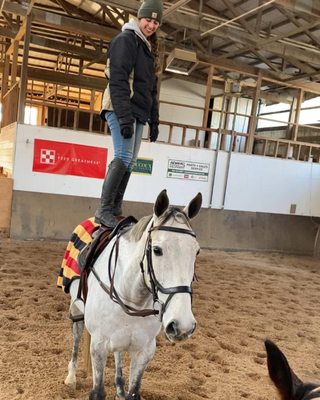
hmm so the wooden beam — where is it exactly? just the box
[2,1,27,16]
[1,55,10,98]
[292,89,304,141]
[4,0,320,73]
[163,0,192,17]
[0,26,17,39]
[31,8,118,41]
[101,5,122,29]
[242,88,293,105]
[202,65,214,127]
[277,6,320,47]
[275,0,320,17]
[11,40,19,86]
[6,20,26,55]
[262,70,320,95]
[2,2,119,40]
[246,72,262,154]
[53,0,103,23]
[18,14,32,123]
[198,53,320,95]
[94,0,138,14]
[30,34,107,61]
[215,19,320,65]
[25,67,106,91]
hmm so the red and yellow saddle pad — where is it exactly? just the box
[57,217,99,293]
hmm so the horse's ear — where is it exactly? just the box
[265,339,303,400]
[154,189,169,217]
[183,192,202,219]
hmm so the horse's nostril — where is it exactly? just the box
[190,322,197,335]
[166,320,178,336]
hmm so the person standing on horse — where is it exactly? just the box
[95,0,162,229]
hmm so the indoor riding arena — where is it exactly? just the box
[1,1,320,400]
[1,240,320,399]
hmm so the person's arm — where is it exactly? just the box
[109,32,138,137]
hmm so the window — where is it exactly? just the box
[24,106,38,125]
[257,96,320,128]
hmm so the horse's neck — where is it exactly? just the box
[98,235,151,307]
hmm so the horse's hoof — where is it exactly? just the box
[115,390,126,399]
[64,379,76,391]
[115,395,126,400]
[89,389,106,400]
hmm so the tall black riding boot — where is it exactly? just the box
[94,158,127,228]
[113,170,131,217]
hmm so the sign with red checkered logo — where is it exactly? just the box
[32,139,107,178]
[40,148,56,165]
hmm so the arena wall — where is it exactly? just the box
[2,123,320,255]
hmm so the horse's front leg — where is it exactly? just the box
[126,340,156,400]
[114,352,126,399]
[89,335,108,400]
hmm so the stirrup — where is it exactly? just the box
[69,298,84,322]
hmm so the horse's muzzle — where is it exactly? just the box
[165,319,197,342]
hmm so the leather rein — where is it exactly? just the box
[90,218,196,321]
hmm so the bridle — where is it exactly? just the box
[140,223,196,321]
[90,214,197,322]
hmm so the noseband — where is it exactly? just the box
[140,224,196,321]
[90,217,197,321]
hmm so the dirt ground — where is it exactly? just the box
[1,238,320,400]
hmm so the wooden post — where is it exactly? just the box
[11,41,19,87]
[17,14,32,123]
[182,126,186,146]
[202,65,214,128]
[89,90,95,132]
[246,72,262,154]
[168,124,173,143]
[195,129,200,147]
[291,89,304,142]
[1,54,10,99]
[287,96,297,138]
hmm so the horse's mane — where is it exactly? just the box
[126,215,153,242]
[126,207,191,242]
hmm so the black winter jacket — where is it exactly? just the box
[101,29,159,127]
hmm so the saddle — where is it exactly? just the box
[77,216,137,303]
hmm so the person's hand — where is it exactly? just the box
[121,124,134,139]
[149,123,159,142]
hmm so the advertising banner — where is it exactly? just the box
[167,159,209,181]
[132,158,153,175]
[32,139,107,178]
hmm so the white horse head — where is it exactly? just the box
[142,189,202,343]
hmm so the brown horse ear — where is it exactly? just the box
[265,339,303,400]
[183,193,202,219]
[154,189,169,217]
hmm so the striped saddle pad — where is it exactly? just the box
[57,217,99,294]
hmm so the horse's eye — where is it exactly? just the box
[196,249,200,256]
[153,246,163,256]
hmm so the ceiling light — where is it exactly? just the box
[165,48,198,76]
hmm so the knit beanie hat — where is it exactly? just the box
[137,0,163,24]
